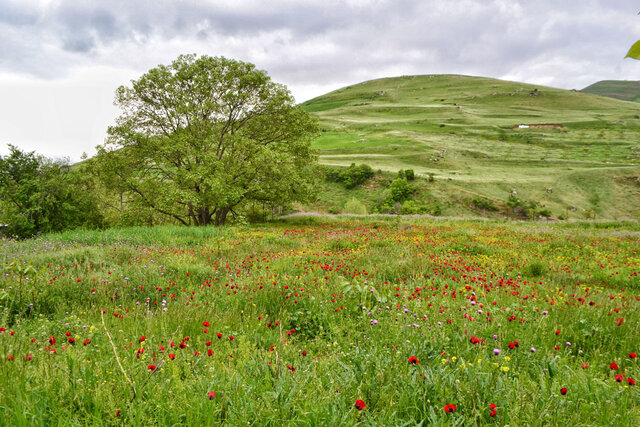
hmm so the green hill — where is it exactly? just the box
[301,74,640,220]
[582,80,640,103]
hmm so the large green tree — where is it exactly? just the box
[95,54,318,226]
[0,145,103,238]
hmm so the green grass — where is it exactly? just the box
[582,80,640,103]
[301,75,640,220]
[1,221,639,425]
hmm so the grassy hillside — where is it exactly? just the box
[582,80,640,103]
[301,74,640,220]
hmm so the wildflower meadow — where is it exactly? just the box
[1,218,639,425]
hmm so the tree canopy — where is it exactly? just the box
[0,145,103,238]
[95,54,319,226]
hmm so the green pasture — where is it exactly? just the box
[302,75,640,219]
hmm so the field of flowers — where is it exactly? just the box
[1,219,639,425]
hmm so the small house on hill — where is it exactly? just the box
[512,124,563,130]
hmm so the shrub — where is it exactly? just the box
[389,178,412,202]
[401,200,422,214]
[471,196,499,212]
[343,198,368,215]
[324,164,374,188]
[506,194,551,219]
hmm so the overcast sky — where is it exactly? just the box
[1,0,639,161]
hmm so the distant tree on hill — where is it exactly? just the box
[0,145,103,238]
[95,54,319,226]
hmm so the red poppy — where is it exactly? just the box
[560,388,567,395]
[49,336,56,345]
[24,354,33,361]
[355,399,366,410]
[147,364,156,371]
[628,378,636,386]
[206,341,212,346]
[228,335,235,341]
[207,349,213,356]
[83,339,91,346]
[629,353,637,359]
[116,409,121,417]
[179,341,187,349]
[302,350,307,356]
[489,404,497,417]
[610,362,619,370]
[208,391,216,400]
[139,336,146,343]
[168,354,175,360]
[408,356,419,364]
[615,374,624,382]
[65,332,71,337]
[68,337,75,344]
[555,330,560,336]
[217,333,223,339]
[444,404,456,413]
[6,354,14,361]
[508,342,515,349]
[202,321,210,327]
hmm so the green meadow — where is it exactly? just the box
[1,219,639,425]
[302,75,640,219]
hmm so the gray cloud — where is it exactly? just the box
[1,0,640,160]
[1,0,639,87]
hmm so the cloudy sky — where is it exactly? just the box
[1,0,639,161]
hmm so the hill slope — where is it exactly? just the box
[582,80,640,103]
[301,74,640,220]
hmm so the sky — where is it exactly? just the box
[1,0,639,162]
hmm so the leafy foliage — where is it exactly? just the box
[397,169,415,181]
[471,196,499,212]
[389,178,412,202]
[505,194,550,219]
[94,54,319,226]
[324,163,374,188]
[343,197,368,215]
[626,40,640,60]
[0,145,103,238]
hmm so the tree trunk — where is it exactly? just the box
[197,207,211,226]
[215,207,230,226]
